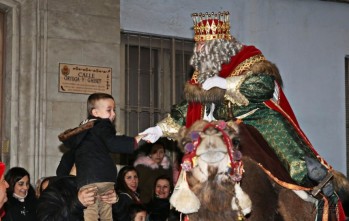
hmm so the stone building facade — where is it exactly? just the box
[0,0,122,182]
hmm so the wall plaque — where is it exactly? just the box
[59,63,112,95]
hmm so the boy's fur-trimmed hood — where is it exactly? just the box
[58,120,95,142]
[134,154,171,170]
[57,120,95,150]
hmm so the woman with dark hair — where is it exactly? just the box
[146,175,179,221]
[113,166,142,221]
[134,141,177,204]
[3,167,37,221]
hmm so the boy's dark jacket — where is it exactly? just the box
[58,118,136,188]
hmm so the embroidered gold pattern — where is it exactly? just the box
[229,54,266,77]
[157,114,181,140]
[224,73,250,106]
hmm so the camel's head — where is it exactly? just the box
[178,120,242,180]
[171,120,251,217]
[196,126,228,164]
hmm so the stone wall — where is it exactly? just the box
[0,0,121,183]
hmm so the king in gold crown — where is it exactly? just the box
[192,11,232,42]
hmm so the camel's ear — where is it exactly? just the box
[225,120,240,140]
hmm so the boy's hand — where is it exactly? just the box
[135,134,144,144]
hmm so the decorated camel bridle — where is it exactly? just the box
[181,120,244,182]
[177,120,247,221]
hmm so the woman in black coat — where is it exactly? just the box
[3,167,37,221]
[146,175,179,221]
[113,166,142,221]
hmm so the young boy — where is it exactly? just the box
[58,93,143,221]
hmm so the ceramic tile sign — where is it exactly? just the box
[59,63,112,95]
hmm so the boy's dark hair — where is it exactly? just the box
[128,203,146,221]
[87,93,114,116]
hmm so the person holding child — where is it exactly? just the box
[37,175,118,221]
[58,93,144,221]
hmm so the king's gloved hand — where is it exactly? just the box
[139,126,163,143]
[201,75,227,90]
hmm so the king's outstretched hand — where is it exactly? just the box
[139,125,163,143]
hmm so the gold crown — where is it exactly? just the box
[192,11,231,42]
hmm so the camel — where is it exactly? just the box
[170,120,349,221]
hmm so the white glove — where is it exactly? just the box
[139,125,163,143]
[201,75,227,90]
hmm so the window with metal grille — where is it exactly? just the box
[119,31,194,164]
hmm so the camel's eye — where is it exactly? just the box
[232,138,240,147]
